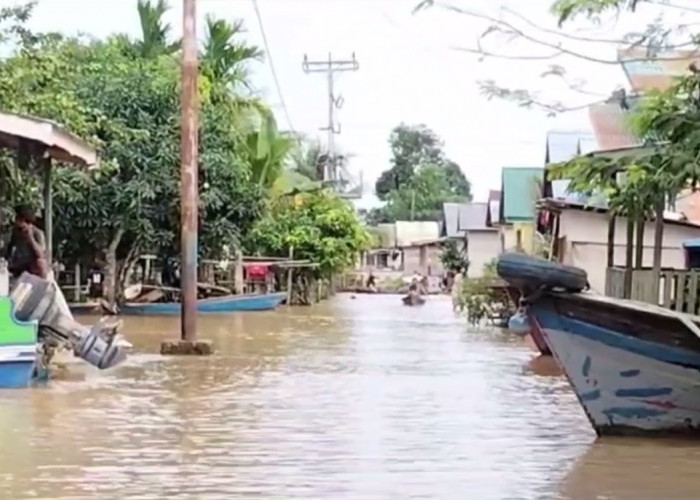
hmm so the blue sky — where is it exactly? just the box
[1,0,680,206]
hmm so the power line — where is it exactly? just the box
[250,0,297,137]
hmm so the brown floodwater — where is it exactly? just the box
[1,294,698,500]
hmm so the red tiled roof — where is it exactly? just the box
[588,102,638,150]
[618,47,700,93]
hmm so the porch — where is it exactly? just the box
[605,267,700,314]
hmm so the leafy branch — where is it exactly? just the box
[414,0,700,114]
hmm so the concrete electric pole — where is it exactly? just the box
[302,53,359,184]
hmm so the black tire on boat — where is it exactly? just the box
[496,252,588,292]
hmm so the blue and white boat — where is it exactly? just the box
[119,292,287,315]
[0,271,131,389]
[0,338,39,388]
[497,252,700,437]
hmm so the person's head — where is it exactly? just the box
[14,205,36,226]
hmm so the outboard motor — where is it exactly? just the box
[10,272,129,370]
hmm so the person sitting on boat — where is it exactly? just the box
[5,205,48,280]
[161,256,181,288]
[419,274,429,294]
[409,278,420,297]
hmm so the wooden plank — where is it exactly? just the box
[675,272,686,312]
[689,271,698,315]
[605,267,627,299]
[662,271,673,308]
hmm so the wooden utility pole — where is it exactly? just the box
[180,0,198,342]
[161,0,213,356]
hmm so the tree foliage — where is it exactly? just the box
[0,1,305,302]
[550,0,642,25]
[414,0,700,114]
[440,239,469,273]
[246,191,371,275]
[371,123,471,223]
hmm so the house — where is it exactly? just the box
[361,220,443,275]
[459,203,500,278]
[442,201,500,278]
[396,221,442,275]
[363,223,402,271]
[538,198,700,294]
[499,167,544,253]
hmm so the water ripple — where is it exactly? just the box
[1,294,695,499]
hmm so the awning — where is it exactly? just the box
[0,111,98,167]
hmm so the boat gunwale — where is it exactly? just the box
[549,290,700,324]
[123,291,287,308]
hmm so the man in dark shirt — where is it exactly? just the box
[5,205,48,279]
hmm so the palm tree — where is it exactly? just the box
[201,16,263,91]
[135,0,179,59]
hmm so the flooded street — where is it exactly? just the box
[2,294,700,499]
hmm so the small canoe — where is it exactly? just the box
[402,294,426,306]
[119,292,287,315]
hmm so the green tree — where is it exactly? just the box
[247,190,371,275]
[202,15,263,91]
[440,239,469,273]
[0,5,281,303]
[372,123,471,223]
[289,137,324,180]
[243,111,295,189]
[135,0,179,58]
[375,123,447,199]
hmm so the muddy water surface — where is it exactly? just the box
[0,294,698,499]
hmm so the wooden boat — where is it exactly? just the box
[0,276,131,388]
[119,291,287,315]
[401,294,425,306]
[497,252,700,437]
[68,299,117,315]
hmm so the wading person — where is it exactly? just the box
[451,267,465,311]
[5,205,48,279]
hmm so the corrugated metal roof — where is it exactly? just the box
[618,47,700,93]
[442,202,462,237]
[488,190,500,226]
[551,179,608,208]
[395,221,440,247]
[545,130,597,164]
[457,202,490,231]
[579,136,599,154]
[501,167,544,223]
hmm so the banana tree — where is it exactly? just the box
[245,112,295,189]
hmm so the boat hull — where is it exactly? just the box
[120,292,287,315]
[0,345,37,388]
[532,300,700,437]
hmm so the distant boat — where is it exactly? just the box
[401,294,425,306]
[119,292,287,315]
